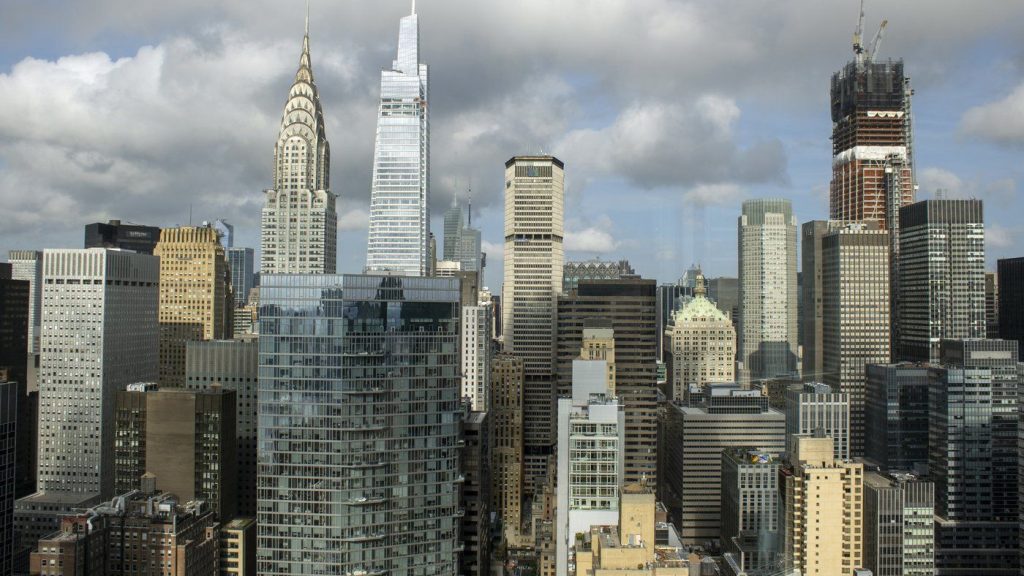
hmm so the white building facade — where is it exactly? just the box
[461,302,493,411]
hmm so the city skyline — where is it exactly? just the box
[1,1,1022,289]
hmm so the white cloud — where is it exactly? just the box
[918,167,967,197]
[961,82,1024,146]
[565,217,619,253]
[987,224,1014,249]
[338,208,369,232]
[683,183,747,207]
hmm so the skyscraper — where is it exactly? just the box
[114,385,237,521]
[490,354,525,544]
[666,272,735,402]
[155,226,232,386]
[738,199,798,383]
[783,435,864,576]
[986,271,1000,339]
[461,301,493,411]
[7,250,41,355]
[37,249,159,497]
[185,339,258,517]
[720,448,782,574]
[661,386,785,544]
[365,6,431,275]
[864,363,930,473]
[257,275,461,575]
[562,259,635,294]
[822,223,891,456]
[0,382,15,576]
[556,279,658,487]
[829,30,915,228]
[785,382,851,462]
[83,220,161,254]
[226,247,255,307]
[862,472,935,576]
[897,199,985,363]
[800,220,830,380]
[260,15,337,274]
[502,155,564,489]
[998,257,1024,354]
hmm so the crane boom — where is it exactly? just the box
[867,19,888,62]
[853,0,866,58]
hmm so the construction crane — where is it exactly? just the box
[866,19,888,62]
[852,0,866,60]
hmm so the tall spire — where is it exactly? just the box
[411,0,416,15]
[305,0,310,35]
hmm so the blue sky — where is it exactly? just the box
[1,0,1022,290]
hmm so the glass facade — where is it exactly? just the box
[365,11,430,276]
[257,274,461,575]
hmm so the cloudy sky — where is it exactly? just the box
[2,0,1023,289]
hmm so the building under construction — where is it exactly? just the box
[829,7,915,231]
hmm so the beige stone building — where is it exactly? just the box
[155,226,231,386]
[784,435,864,576]
[221,517,256,576]
[491,354,525,544]
[572,485,690,575]
[667,272,735,401]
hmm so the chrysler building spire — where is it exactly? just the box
[259,9,337,274]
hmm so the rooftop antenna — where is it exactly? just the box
[305,0,309,35]
[411,0,416,15]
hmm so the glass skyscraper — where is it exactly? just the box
[365,7,430,275]
[257,274,461,575]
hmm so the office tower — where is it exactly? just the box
[502,155,564,489]
[83,219,161,254]
[227,247,255,307]
[864,363,930,473]
[155,226,231,386]
[461,302,493,411]
[0,269,28,387]
[491,354,525,544]
[212,218,234,248]
[260,17,337,275]
[706,276,739,324]
[556,278,658,487]
[822,223,890,456]
[186,339,258,517]
[7,250,41,355]
[656,282,692,363]
[443,199,464,261]
[863,471,935,576]
[666,272,735,401]
[555,330,626,575]
[114,385,238,521]
[661,386,785,543]
[30,491,220,575]
[929,358,1020,574]
[0,382,14,576]
[783,435,864,576]
[222,517,257,576]
[720,449,782,575]
[998,257,1024,354]
[829,32,914,228]
[459,408,491,576]
[364,6,430,275]
[785,382,851,462]
[36,249,158,498]
[800,220,829,379]
[562,259,635,294]
[897,199,985,363]
[258,275,460,575]
[987,272,1000,338]
[738,199,798,383]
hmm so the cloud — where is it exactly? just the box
[338,208,369,232]
[683,183,748,207]
[565,217,619,253]
[917,167,1017,205]
[961,82,1024,146]
[555,97,787,191]
[987,224,1014,249]
[917,167,966,197]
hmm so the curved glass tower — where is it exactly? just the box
[365,6,430,276]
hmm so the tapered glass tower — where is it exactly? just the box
[365,6,430,275]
